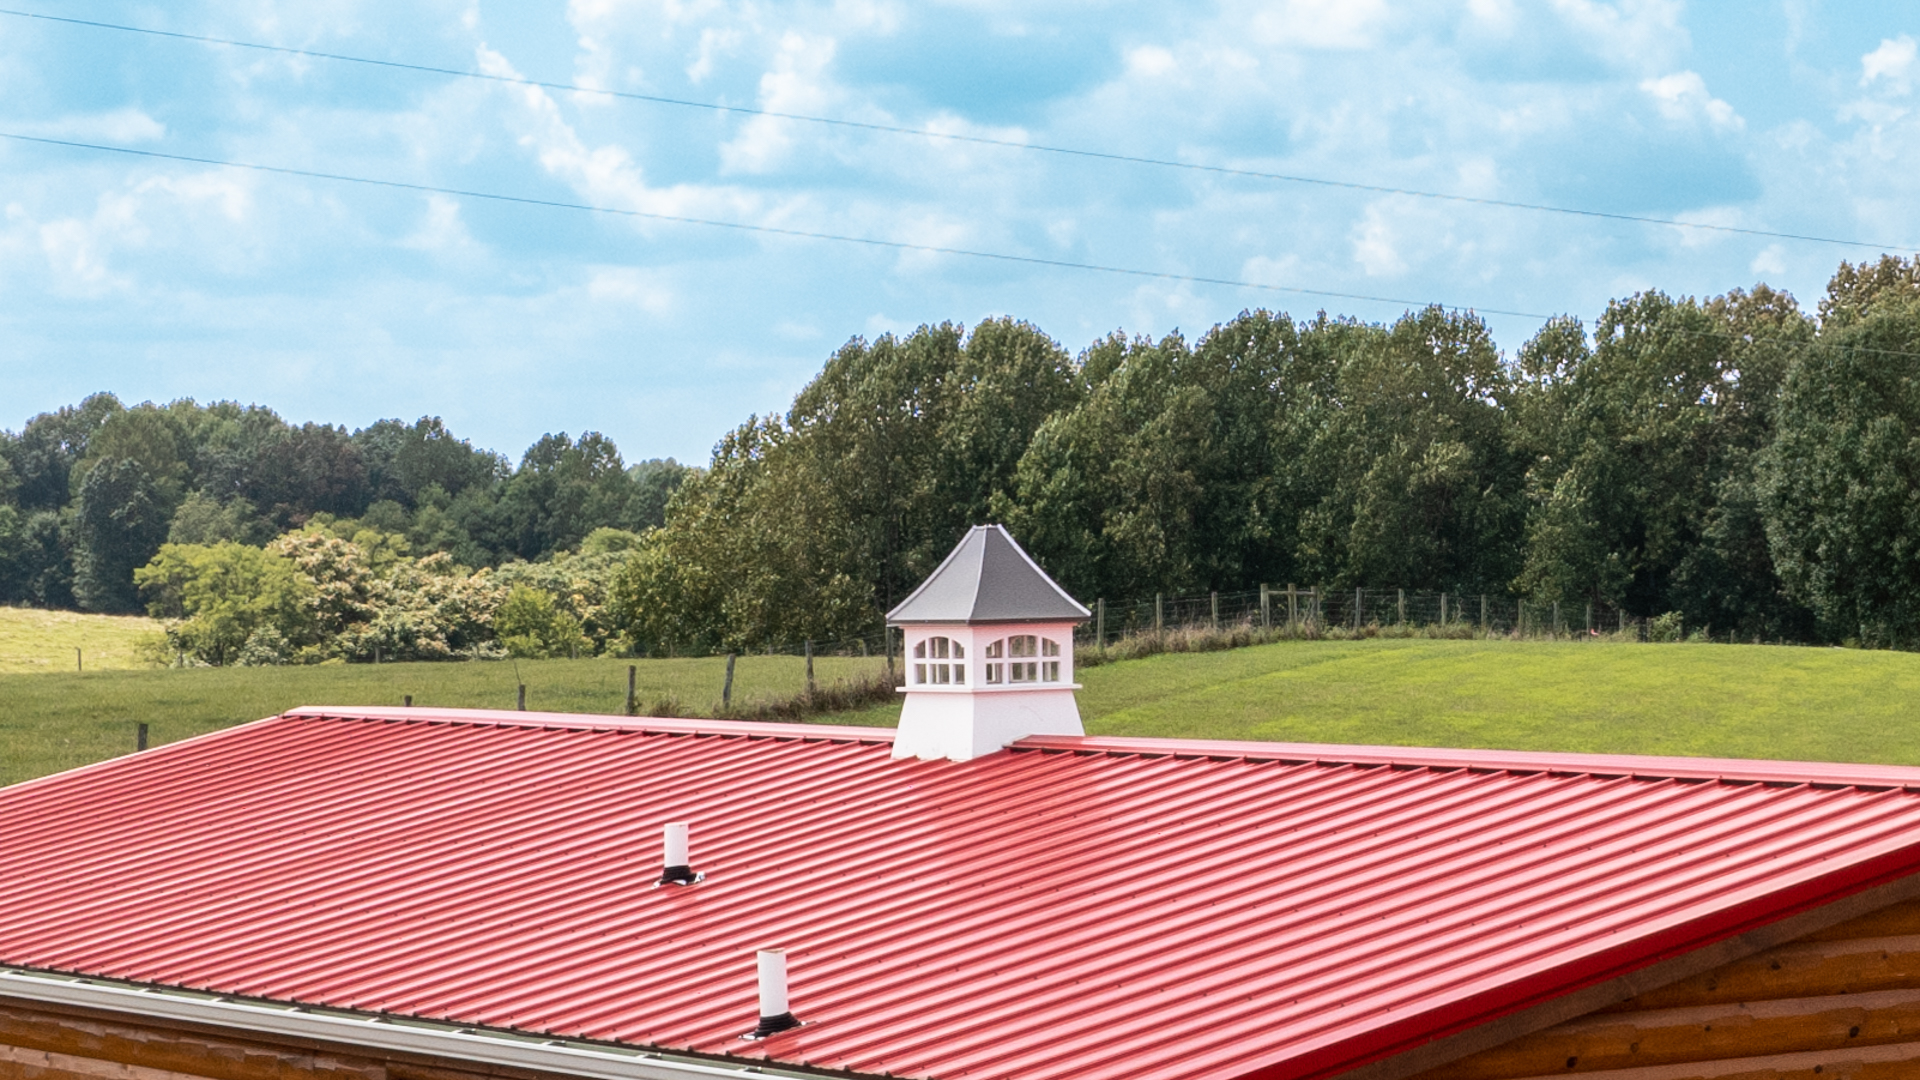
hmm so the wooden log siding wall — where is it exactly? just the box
[1416,898,1920,1080]
[0,999,564,1080]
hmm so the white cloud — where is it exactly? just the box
[1750,245,1787,278]
[718,32,840,174]
[1550,0,1688,71]
[687,26,743,83]
[1351,205,1408,277]
[475,43,769,224]
[1126,46,1178,78]
[1639,71,1743,130]
[1862,35,1917,94]
[25,109,166,144]
[1244,0,1389,50]
[586,265,675,313]
[401,195,486,261]
[27,170,260,297]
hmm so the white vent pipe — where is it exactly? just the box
[745,949,800,1038]
[656,822,700,886]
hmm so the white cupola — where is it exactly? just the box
[886,525,1092,761]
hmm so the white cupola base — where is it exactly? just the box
[893,688,1084,762]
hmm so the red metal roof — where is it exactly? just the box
[7,707,1920,1080]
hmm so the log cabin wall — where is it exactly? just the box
[0,1000,564,1080]
[1414,898,1920,1080]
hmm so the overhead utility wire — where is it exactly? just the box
[4,6,1911,255]
[14,133,1920,365]
[0,131,1554,320]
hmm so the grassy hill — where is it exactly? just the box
[826,638,1920,763]
[0,606,166,674]
[7,637,1920,788]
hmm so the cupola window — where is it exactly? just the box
[984,635,1062,684]
[912,636,965,685]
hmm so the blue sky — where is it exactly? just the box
[3,0,1917,463]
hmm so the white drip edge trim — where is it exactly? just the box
[0,968,814,1080]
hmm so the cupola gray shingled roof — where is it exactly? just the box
[886,525,1092,625]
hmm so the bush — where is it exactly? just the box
[494,584,589,659]
[1648,611,1685,643]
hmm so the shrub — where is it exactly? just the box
[494,584,589,659]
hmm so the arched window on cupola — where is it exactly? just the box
[913,636,965,685]
[983,635,1062,684]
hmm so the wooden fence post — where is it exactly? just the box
[1354,588,1363,630]
[1260,584,1271,628]
[723,653,737,709]
[1096,598,1106,650]
[1211,591,1219,630]
[517,684,527,711]
[1155,593,1164,634]
[1552,601,1561,637]
[805,640,815,694]
[1480,594,1488,631]
[404,694,412,708]
[626,664,637,716]
[1440,593,1448,625]
[136,722,148,752]
[1287,584,1298,626]
[1397,589,1406,625]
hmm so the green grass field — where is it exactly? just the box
[0,606,165,674]
[8,638,1920,789]
[822,638,1920,764]
[0,653,884,786]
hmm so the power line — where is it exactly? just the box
[14,130,1920,366]
[0,130,1558,320]
[3,6,1912,255]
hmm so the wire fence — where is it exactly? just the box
[1072,586,1649,647]
[708,585,1651,669]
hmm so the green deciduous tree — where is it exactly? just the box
[72,458,176,613]
[135,542,312,666]
[1760,298,1920,645]
[493,584,589,659]
[1511,288,1813,638]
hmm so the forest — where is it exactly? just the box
[6,253,1920,663]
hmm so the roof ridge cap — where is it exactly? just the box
[279,706,897,743]
[1012,734,1920,787]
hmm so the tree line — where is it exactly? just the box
[622,255,1920,653]
[0,401,687,615]
[7,254,1920,661]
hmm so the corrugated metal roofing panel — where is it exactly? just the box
[5,708,1920,1080]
